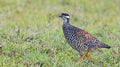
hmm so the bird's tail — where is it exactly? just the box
[98,42,111,49]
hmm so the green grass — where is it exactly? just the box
[0,0,120,67]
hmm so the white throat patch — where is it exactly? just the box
[65,16,70,18]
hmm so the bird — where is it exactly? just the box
[59,13,111,61]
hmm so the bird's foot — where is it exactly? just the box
[77,55,83,62]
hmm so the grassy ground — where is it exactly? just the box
[0,0,120,67]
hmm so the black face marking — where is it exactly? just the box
[61,13,69,16]
[59,13,70,19]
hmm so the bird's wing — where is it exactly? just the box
[76,29,97,41]
[76,29,99,48]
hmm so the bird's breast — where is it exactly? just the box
[63,27,78,44]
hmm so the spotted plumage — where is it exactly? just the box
[59,13,111,61]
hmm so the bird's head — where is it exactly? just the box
[59,13,70,20]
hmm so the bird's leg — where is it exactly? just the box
[86,50,90,60]
[77,51,83,62]
[77,55,83,62]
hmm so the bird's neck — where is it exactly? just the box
[63,18,70,25]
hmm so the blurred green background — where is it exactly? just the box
[0,0,120,67]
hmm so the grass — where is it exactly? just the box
[0,0,120,67]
